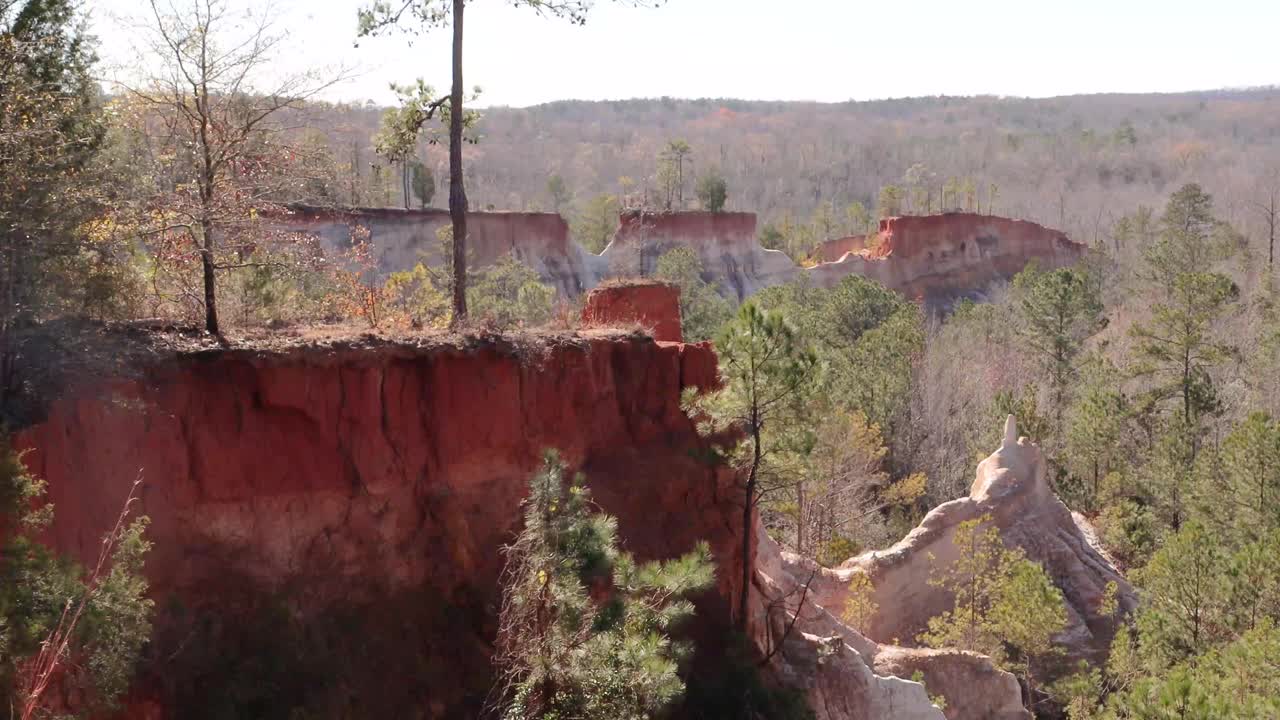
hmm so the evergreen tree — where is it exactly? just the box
[571,194,621,254]
[1012,265,1103,436]
[1216,412,1280,539]
[411,161,435,208]
[1130,185,1237,434]
[491,451,715,720]
[695,170,728,213]
[918,516,1068,700]
[686,303,818,632]
[1065,355,1129,509]
[654,247,732,342]
[468,255,556,328]
[0,0,105,408]
[0,445,152,717]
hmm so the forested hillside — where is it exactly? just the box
[297,91,1280,256]
[8,0,1280,716]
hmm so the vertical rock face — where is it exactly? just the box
[276,206,1082,308]
[272,205,608,296]
[580,280,684,342]
[806,214,1085,305]
[750,417,1137,718]
[785,417,1136,673]
[754,530,1030,720]
[813,234,870,263]
[13,330,736,718]
[599,210,799,299]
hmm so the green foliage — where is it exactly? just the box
[687,302,818,631]
[373,79,479,160]
[411,161,435,207]
[1130,184,1238,429]
[546,173,570,213]
[1214,412,1280,540]
[918,516,1067,689]
[1097,520,1280,718]
[1064,356,1130,511]
[571,193,621,255]
[385,261,451,327]
[468,255,557,329]
[1050,662,1103,720]
[653,247,732,342]
[759,223,786,252]
[493,451,715,720]
[0,444,152,717]
[991,387,1051,449]
[1,0,109,402]
[1095,497,1158,569]
[753,276,922,435]
[876,185,904,218]
[1012,264,1103,433]
[657,139,692,209]
[695,169,728,212]
[1104,620,1280,719]
[842,572,878,634]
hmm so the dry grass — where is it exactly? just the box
[591,277,677,291]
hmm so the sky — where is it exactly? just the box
[90,0,1280,108]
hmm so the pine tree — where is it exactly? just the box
[1013,265,1103,437]
[686,303,818,632]
[0,0,105,408]
[1217,412,1280,539]
[491,451,715,720]
[1065,355,1129,509]
[0,444,152,716]
[654,247,732,342]
[1129,185,1238,435]
[918,516,1067,699]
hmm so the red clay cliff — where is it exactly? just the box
[277,205,1084,309]
[13,326,730,717]
[580,280,683,342]
[806,213,1085,304]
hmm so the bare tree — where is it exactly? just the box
[359,0,664,326]
[1254,173,1278,271]
[118,0,344,334]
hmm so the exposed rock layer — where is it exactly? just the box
[580,281,683,342]
[599,210,797,299]
[788,417,1137,675]
[277,207,1084,307]
[15,331,731,717]
[754,531,1029,720]
[806,214,1084,305]
[274,205,604,296]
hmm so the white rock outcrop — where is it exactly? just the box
[751,417,1135,718]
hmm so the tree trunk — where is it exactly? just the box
[0,241,16,405]
[1268,195,1276,270]
[201,219,219,335]
[795,477,805,554]
[738,423,761,634]
[448,0,468,324]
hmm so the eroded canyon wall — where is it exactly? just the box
[276,206,1084,307]
[273,205,606,296]
[598,210,798,300]
[13,330,734,717]
[806,214,1086,304]
[784,417,1137,675]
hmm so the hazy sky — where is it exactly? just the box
[91,0,1280,108]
